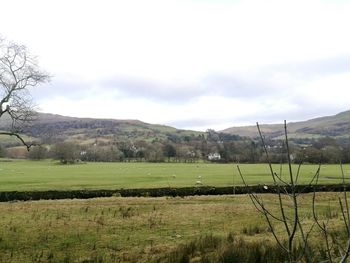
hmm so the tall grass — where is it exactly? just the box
[160,232,326,263]
[0,194,346,262]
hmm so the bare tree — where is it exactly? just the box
[0,37,50,149]
[312,161,350,263]
[238,121,318,263]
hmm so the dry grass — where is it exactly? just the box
[0,193,347,262]
[0,195,257,262]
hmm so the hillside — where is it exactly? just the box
[221,110,350,139]
[2,110,350,145]
[0,113,203,145]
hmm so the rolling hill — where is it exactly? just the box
[221,110,350,139]
[0,113,203,145]
[2,110,350,146]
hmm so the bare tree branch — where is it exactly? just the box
[239,121,318,263]
[0,132,35,151]
[339,161,350,263]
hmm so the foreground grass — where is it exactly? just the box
[0,159,348,191]
[0,195,255,262]
[0,193,347,262]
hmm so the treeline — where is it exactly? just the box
[1,130,350,164]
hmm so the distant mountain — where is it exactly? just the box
[2,110,350,145]
[3,113,203,144]
[221,110,350,139]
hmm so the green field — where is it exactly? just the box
[0,160,349,262]
[0,159,348,191]
[0,193,346,262]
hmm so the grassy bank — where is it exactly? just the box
[0,193,347,262]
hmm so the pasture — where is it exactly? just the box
[0,160,348,191]
[0,160,349,262]
[0,193,347,262]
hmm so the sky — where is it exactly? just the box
[1,0,350,131]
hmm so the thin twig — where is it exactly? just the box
[0,131,34,150]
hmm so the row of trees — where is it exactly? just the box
[2,133,350,165]
[53,135,350,164]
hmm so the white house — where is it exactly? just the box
[207,152,221,161]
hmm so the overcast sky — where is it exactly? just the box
[1,0,350,131]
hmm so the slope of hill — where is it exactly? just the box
[0,113,203,145]
[2,110,350,145]
[221,110,350,139]
[0,113,203,147]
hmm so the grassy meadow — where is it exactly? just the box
[0,160,349,262]
[0,159,349,191]
[0,193,347,262]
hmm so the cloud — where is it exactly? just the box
[269,55,350,80]
[3,0,350,131]
[99,53,350,105]
[100,71,285,104]
[201,73,284,98]
[33,56,350,131]
[101,77,198,103]
[32,74,117,103]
